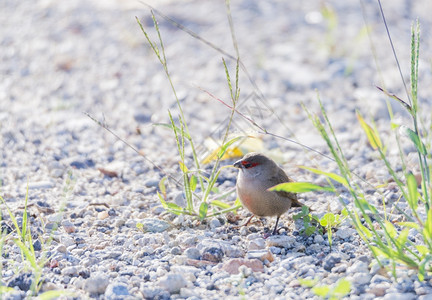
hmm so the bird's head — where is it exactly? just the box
[233,152,275,177]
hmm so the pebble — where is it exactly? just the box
[184,247,201,260]
[382,293,417,300]
[368,282,391,296]
[83,273,110,294]
[61,266,78,277]
[334,227,357,240]
[323,253,342,271]
[62,220,76,233]
[314,234,324,243]
[202,247,224,263]
[352,273,371,285]
[144,178,160,188]
[266,235,295,248]
[7,273,33,291]
[248,238,266,250]
[105,283,130,300]
[158,273,187,293]
[60,236,75,247]
[347,261,369,274]
[171,246,182,255]
[209,218,221,229]
[28,181,54,190]
[138,218,170,233]
[98,210,109,220]
[246,249,275,263]
[221,258,265,274]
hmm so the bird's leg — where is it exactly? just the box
[272,216,280,235]
[233,214,255,230]
[243,214,255,226]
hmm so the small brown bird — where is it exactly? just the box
[233,152,304,235]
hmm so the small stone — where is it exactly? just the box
[171,246,182,255]
[288,279,301,288]
[186,259,217,268]
[265,278,284,294]
[382,293,416,300]
[347,261,369,274]
[247,250,275,263]
[180,288,199,298]
[184,247,201,260]
[98,211,109,220]
[83,273,109,294]
[134,112,152,123]
[240,226,249,236]
[138,218,170,233]
[247,233,262,240]
[221,258,264,274]
[169,192,185,208]
[368,282,391,297]
[60,236,75,247]
[221,244,243,258]
[33,239,42,251]
[50,168,64,178]
[314,234,324,243]
[28,181,54,190]
[141,287,169,299]
[269,246,281,255]
[352,272,371,285]
[41,282,60,292]
[209,218,221,229]
[48,213,64,223]
[334,227,357,240]
[171,266,199,282]
[62,266,78,277]
[371,274,391,284]
[158,273,187,293]
[331,264,347,273]
[144,178,160,188]
[7,273,33,291]
[105,283,130,300]
[248,238,266,250]
[266,235,295,248]
[202,247,223,263]
[62,220,76,233]
[323,253,342,271]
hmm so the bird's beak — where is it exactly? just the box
[233,160,242,169]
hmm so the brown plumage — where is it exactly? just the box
[233,152,304,235]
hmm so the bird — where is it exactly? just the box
[233,152,304,235]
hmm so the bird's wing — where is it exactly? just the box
[268,167,304,207]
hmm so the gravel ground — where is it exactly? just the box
[2,0,432,299]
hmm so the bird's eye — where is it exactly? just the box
[242,161,258,169]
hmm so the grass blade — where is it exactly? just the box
[299,166,348,187]
[356,111,383,151]
[269,182,335,193]
[406,173,419,210]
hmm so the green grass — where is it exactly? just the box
[0,177,76,298]
[136,11,242,221]
[303,20,432,280]
[300,277,351,300]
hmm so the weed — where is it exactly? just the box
[292,205,348,248]
[303,20,432,280]
[300,277,351,300]
[136,12,242,220]
[0,177,75,298]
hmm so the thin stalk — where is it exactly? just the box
[136,14,205,193]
